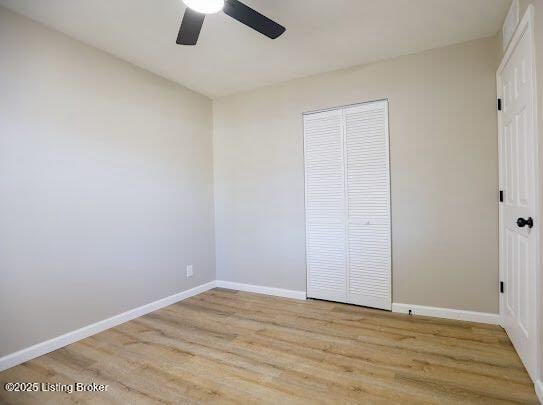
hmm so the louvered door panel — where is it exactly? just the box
[345,101,391,310]
[304,110,347,302]
[304,101,391,309]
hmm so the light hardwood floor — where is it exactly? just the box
[0,288,538,404]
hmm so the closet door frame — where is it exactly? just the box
[303,99,392,309]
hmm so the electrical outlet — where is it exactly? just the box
[186,265,193,278]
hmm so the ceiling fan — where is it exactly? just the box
[177,0,286,45]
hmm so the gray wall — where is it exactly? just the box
[213,36,500,313]
[0,7,215,357]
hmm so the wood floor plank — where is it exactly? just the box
[0,288,538,404]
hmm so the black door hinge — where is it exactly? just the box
[499,190,504,202]
[498,98,502,111]
[500,281,504,293]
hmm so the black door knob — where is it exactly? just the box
[517,217,534,228]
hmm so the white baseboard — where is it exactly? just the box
[215,280,306,300]
[392,303,500,325]
[535,380,543,404]
[0,281,216,372]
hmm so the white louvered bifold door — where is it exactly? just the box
[304,109,347,303]
[344,101,391,310]
[304,100,391,310]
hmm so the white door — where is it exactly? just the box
[304,101,392,310]
[344,102,392,310]
[498,10,538,380]
[304,109,347,303]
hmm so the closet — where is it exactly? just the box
[304,100,391,310]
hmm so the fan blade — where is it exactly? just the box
[223,0,285,39]
[177,8,205,45]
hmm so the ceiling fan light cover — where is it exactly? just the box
[183,0,225,14]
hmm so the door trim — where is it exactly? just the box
[497,4,540,382]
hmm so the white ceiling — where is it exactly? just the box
[0,0,511,98]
